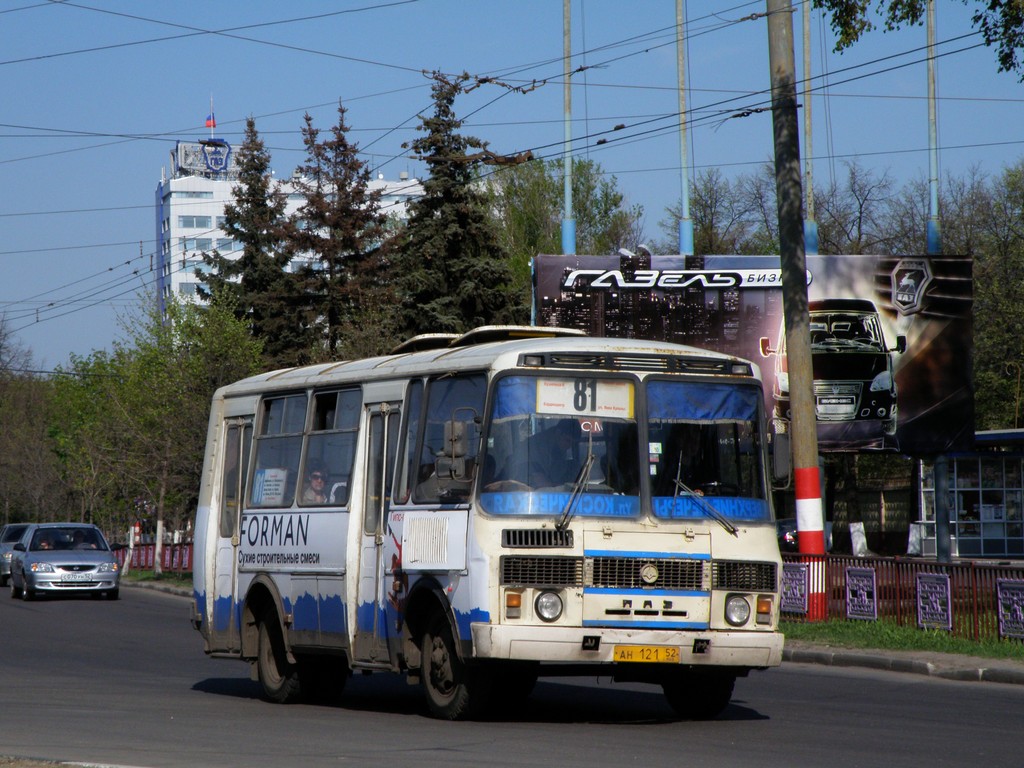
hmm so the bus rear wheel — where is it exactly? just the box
[661,671,735,720]
[257,610,302,704]
[421,614,490,720]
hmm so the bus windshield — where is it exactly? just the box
[479,374,640,518]
[646,379,769,521]
[479,374,768,522]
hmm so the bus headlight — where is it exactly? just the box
[724,594,751,626]
[535,591,564,622]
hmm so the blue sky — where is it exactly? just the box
[2,0,1021,369]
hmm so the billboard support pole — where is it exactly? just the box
[767,0,825,619]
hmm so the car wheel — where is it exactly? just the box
[10,578,21,599]
[106,588,120,601]
[21,585,34,601]
[256,610,302,703]
[421,612,490,720]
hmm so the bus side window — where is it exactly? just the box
[412,374,485,504]
[395,380,424,505]
[301,389,361,507]
[248,393,306,508]
[219,421,251,537]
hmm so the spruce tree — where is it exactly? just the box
[201,116,311,368]
[394,72,527,340]
[288,105,395,358]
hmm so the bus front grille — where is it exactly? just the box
[591,556,706,590]
[712,560,778,591]
[501,555,585,587]
[502,555,777,592]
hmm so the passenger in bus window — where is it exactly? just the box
[301,465,328,505]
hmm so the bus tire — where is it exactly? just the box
[257,610,302,704]
[421,613,489,720]
[662,671,735,720]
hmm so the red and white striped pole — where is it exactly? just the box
[795,465,826,619]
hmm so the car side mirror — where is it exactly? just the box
[13,542,25,552]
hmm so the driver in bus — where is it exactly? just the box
[527,419,581,488]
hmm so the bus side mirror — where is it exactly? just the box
[771,431,792,485]
[436,420,472,488]
[894,335,907,354]
[759,337,774,357]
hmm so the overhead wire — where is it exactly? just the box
[3,3,1011,338]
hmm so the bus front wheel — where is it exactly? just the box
[661,671,735,720]
[421,613,490,720]
[257,610,302,704]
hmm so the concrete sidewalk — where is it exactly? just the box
[783,639,1024,685]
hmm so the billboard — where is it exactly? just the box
[533,252,972,454]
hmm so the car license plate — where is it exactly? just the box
[61,572,92,581]
[612,645,680,663]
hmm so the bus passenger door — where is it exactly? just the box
[212,418,251,653]
[354,402,400,664]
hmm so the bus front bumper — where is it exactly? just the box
[471,623,784,669]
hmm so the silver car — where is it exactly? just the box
[9,523,120,601]
[0,523,30,587]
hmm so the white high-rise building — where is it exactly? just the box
[155,139,422,315]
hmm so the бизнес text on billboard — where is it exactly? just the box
[534,253,972,454]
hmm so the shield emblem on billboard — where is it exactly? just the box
[201,140,232,174]
[890,258,932,315]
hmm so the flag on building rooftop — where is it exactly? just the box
[205,113,216,128]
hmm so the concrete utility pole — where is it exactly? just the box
[676,0,694,255]
[766,0,826,617]
[561,0,576,256]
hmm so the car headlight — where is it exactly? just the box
[30,562,55,573]
[535,591,564,622]
[870,370,894,392]
[2,552,11,563]
[724,594,751,626]
[98,562,119,573]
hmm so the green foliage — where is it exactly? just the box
[815,1,1024,79]
[393,71,528,338]
[488,156,644,296]
[201,117,308,369]
[47,295,261,542]
[289,105,399,358]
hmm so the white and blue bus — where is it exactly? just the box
[191,326,783,719]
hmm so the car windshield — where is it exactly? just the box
[30,527,107,552]
[1,525,27,544]
[809,313,884,350]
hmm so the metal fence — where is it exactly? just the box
[781,553,1024,642]
[115,542,193,574]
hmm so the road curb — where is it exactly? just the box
[783,647,1024,685]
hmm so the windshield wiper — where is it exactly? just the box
[556,451,596,532]
[672,456,738,536]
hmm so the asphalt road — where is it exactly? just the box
[3,586,1024,768]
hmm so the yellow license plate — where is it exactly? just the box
[613,645,680,663]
